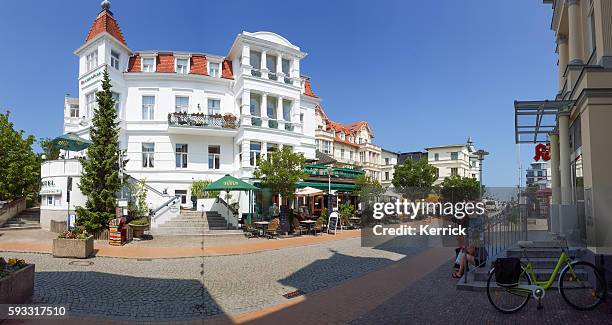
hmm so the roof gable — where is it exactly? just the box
[85,9,127,46]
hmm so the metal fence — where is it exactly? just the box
[463,204,526,283]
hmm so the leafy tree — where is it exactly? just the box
[354,175,384,203]
[253,146,308,205]
[76,69,124,233]
[191,180,219,199]
[440,176,481,204]
[0,111,40,205]
[39,137,60,160]
[392,157,437,200]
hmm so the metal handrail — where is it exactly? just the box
[463,204,525,283]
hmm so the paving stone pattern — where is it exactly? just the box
[5,237,423,321]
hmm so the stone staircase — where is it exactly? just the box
[152,210,242,236]
[457,241,586,291]
[0,207,41,230]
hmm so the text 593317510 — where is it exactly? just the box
[2,305,67,319]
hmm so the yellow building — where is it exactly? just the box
[516,0,612,254]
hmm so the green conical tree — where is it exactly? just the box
[76,69,122,233]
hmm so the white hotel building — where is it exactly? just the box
[40,2,321,230]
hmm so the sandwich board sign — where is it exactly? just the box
[327,211,339,234]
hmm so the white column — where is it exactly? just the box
[558,114,571,204]
[568,0,583,64]
[261,93,267,118]
[291,58,300,85]
[550,132,560,205]
[557,35,569,91]
[241,45,251,75]
[242,90,250,115]
[277,96,283,121]
[276,54,283,77]
[241,141,250,167]
[260,50,268,77]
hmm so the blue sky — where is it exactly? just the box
[0,0,556,186]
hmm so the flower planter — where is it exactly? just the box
[0,264,34,304]
[128,223,149,238]
[52,236,94,259]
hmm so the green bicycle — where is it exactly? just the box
[486,239,607,313]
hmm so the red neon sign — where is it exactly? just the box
[534,143,551,162]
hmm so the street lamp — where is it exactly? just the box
[473,149,489,199]
[327,167,333,210]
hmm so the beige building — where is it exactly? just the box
[426,140,480,185]
[516,0,612,253]
[314,105,383,181]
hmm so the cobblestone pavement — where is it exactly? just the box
[351,260,612,325]
[3,237,425,321]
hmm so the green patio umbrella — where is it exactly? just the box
[204,174,258,191]
[204,174,259,224]
[51,132,92,158]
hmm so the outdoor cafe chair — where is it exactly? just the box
[266,218,280,239]
[292,218,306,236]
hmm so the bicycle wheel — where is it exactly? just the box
[486,266,532,313]
[559,261,607,310]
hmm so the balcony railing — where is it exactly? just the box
[285,122,294,131]
[251,117,262,126]
[268,119,278,129]
[168,112,239,129]
[268,72,278,81]
[251,69,262,77]
[284,76,292,84]
[304,164,365,179]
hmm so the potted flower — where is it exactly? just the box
[128,179,150,239]
[53,228,94,259]
[129,217,150,238]
[0,257,35,304]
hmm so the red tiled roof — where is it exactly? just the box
[304,79,318,97]
[127,55,141,72]
[85,9,127,46]
[221,60,233,79]
[316,105,373,144]
[190,55,207,75]
[156,53,174,73]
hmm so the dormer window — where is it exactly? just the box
[86,50,98,72]
[142,57,155,72]
[209,62,220,77]
[176,58,189,74]
[110,50,120,70]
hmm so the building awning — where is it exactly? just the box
[296,181,356,192]
[514,100,574,143]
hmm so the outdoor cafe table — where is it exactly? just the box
[300,220,316,235]
[254,221,269,237]
[349,216,361,228]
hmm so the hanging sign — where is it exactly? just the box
[534,143,551,161]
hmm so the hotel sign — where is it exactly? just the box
[40,188,62,195]
[80,71,102,86]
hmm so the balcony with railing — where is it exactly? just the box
[168,112,239,135]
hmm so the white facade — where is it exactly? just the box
[40,5,320,228]
[526,161,552,189]
[425,141,480,185]
[313,106,383,181]
[380,149,398,187]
